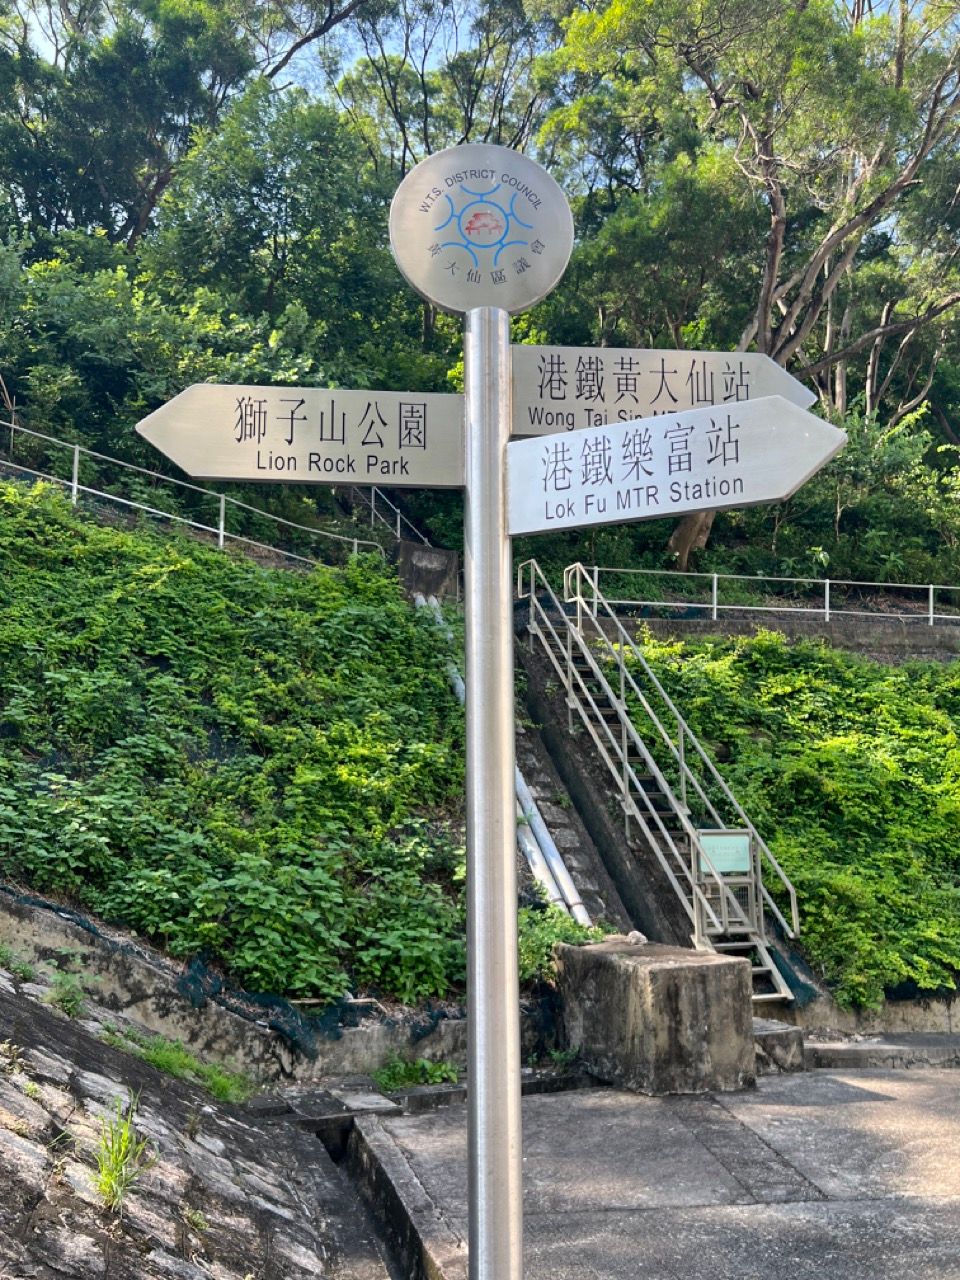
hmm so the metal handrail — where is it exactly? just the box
[0,418,384,562]
[517,558,754,946]
[564,561,799,937]
[345,484,430,545]
[578,563,960,627]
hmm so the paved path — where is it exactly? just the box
[357,1069,960,1279]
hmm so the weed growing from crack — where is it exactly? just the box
[43,970,86,1019]
[0,1039,22,1073]
[101,1026,253,1103]
[182,1207,209,1234]
[0,943,34,982]
[372,1055,459,1092]
[95,1094,155,1215]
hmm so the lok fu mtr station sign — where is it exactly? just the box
[136,384,464,487]
[508,395,846,536]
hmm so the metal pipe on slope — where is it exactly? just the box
[415,593,590,925]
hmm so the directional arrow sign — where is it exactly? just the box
[507,395,846,537]
[512,345,816,437]
[136,384,464,488]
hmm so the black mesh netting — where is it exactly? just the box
[0,885,369,1058]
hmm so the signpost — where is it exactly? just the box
[390,143,573,1280]
[135,139,846,1280]
[508,396,847,536]
[511,344,816,437]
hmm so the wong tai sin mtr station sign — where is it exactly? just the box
[511,345,816,436]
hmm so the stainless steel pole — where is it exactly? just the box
[463,305,522,1280]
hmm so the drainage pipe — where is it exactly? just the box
[515,808,565,910]
[514,769,592,927]
[416,593,586,921]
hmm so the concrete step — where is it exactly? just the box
[754,1017,805,1073]
[805,1033,960,1070]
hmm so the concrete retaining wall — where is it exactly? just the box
[622,613,960,665]
[0,891,536,1083]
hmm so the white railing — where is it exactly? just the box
[0,419,384,565]
[561,562,800,942]
[517,558,761,949]
[576,564,960,627]
[347,485,430,545]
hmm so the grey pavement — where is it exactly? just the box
[356,1069,960,1279]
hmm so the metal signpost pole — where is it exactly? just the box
[463,306,522,1280]
[389,143,574,1280]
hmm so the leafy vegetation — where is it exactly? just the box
[372,1055,459,1092]
[0,943,34,983]
[42,970,87,1019]
[0,482,466,1005]
[101,1026,253,1104]
[516,905,610,984]
[0,0,956,573]
[628,629,960,1008]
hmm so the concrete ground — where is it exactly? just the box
[356,1068,960,1279]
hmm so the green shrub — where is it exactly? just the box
[0,484,466,1005]
[372,1055,459,1092]
[517,905,610,984]
[630,629,960,1008]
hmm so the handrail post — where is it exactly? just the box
[566,619,574,733]
[217,494,226,548]
[691,842,705,949]
[929,584,935,627]
[824,578,831,622]
[620,642,630,839]
[711,573,718,621]
[70,444,80,505]
[592,565,599,619]
[679,723,687,810]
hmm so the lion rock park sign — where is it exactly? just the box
[136,384,464,487]
[389,143,574,315]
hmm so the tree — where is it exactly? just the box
[548,0,960,564]
[0,0,380,245]
[333,0,550,174]
[146,78,458,390]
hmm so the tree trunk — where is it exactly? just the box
[666,508,716,570]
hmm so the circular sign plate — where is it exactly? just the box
[389,143,574,316]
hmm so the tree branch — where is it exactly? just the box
[803,292,960,377]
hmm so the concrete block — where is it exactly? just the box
[394,540,459,599]
[555,940,755,1095]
